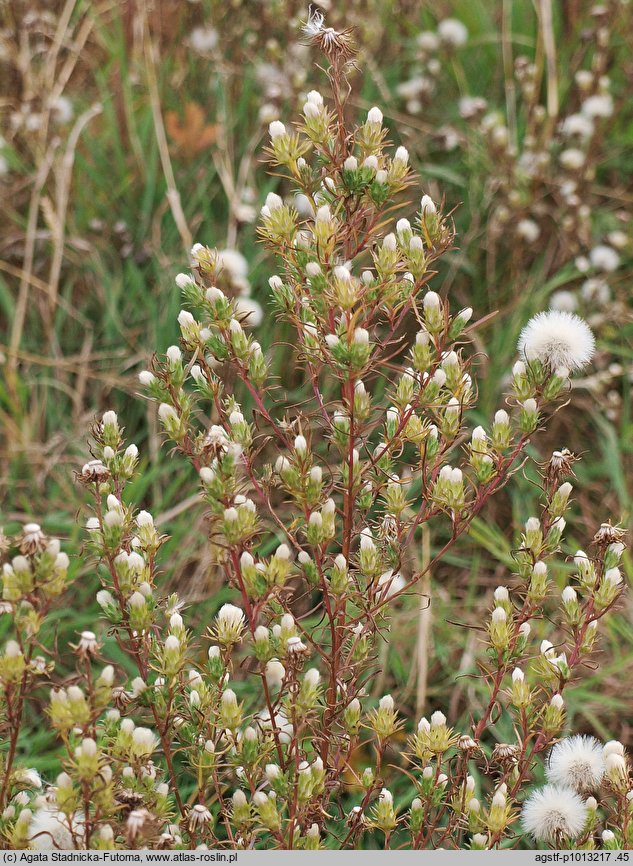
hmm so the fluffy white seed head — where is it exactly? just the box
[517,311,595,372]
[438,18,468,47]
[521,784,588,841]
[582,94,614,119]
[589,244,620,272]
[546,735,605,792]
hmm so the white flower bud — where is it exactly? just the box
[138,370,155,386]
[158,403,178,423]
[265,659,285,688]
[420,194,436,216]
[430,710,446,727]
[304,668,320,687]
[269,121,286,139]
[423,291,440,311]
[379,694,394,712]
[275,544,291,560]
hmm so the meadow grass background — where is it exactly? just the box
[1,0,633,780]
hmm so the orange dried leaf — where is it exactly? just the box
[165,101,218,158]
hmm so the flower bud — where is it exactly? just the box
[215,604,245,646]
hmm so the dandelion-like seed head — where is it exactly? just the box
[546,735,605,792]
[521,784,588,842]
[517,310,595,372]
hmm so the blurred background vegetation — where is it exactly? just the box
[1,0,633,778]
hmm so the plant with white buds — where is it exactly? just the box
[2,11,629,854]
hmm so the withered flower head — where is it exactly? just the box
[158,829,179,848]
[20,523,47,555]
[593,522,627,548]
[188,803,213,830]
[286,635,308,655]
[546,449,577,485]
[115,789,145,811]
[302,8,355,63]
[112,685,134,709]
[492,743,520,766]
[74,630,100,659]
[379,514,399,543]
[31,655,48,674]
[78,459,110,484]
[126,808,154,841]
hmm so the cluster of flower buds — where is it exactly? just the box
[0,523,74,811]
